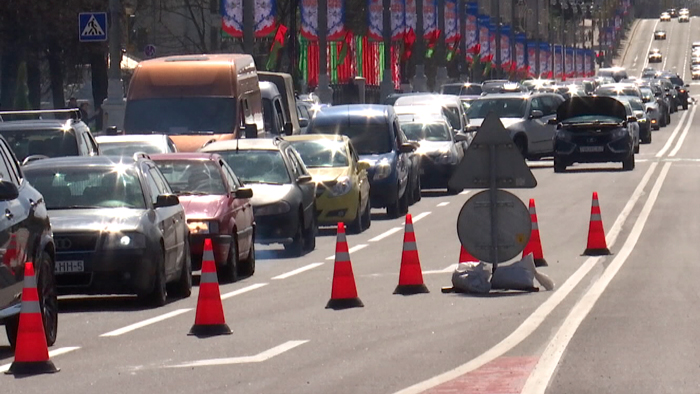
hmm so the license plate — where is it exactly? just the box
[55,260,84,273]
[580,146,604,153]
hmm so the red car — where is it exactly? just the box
[151,153,255,282]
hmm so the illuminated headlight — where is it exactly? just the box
[254,201,291,216]
[330,176,353,197]
[611,128,628,139]
[103,232,146,248]
[373,159,392,180]
[187,220,219,234]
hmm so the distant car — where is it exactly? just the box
[692,66,700,80]
[151,153,255,282]
[0,135,57,349]
[285,134,371,233]
[392,94,470,135]
[440,82,483,96]
[668,8,677,17]
[521,79,557,91]
[597,67,628,82]
[481,80,527,94]
[660,12,671,21]
[594,83,642,99]
[616,96,652,144]
[679,14,690,22]
[656,73,690,110]
[0,110,100,165]
[654,30,667,40]
[201,138,317,256]
[553,96,636,172]
[95,134,178,156]
[648,49,662,63]
[23,155,192,306]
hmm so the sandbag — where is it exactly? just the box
[491,254,555,291]
[451,262,491,294]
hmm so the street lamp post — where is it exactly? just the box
[413,0,428,91]
[102,0,126,130]
[380,0,395,100]
[317,0,334,103]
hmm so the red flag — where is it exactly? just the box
[266,24,288,71]
[403,28,416,62]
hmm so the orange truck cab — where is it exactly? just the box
[123,54,264,152]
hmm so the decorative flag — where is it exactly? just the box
[222,0,243,37]
[424,0,438,38]
[554,45,563,79]
[527,41,537,76]
[403,27,416,61]
[301,0,346,40]
[405,0,416,34]
[444,0,459,44]
[265,24,288,70]
[488,23,496,60]
[446,34,460,61]
[500,25,510,66]
[465,2,479,58]
[338,30,353,64]
[391,0,406,40]
[539,42,549,77]
[576,49,584,77]
[367,0,383,41]
[478,15,490,57]
[425,29,440,58]
[515,33,526,70]
[254,0,276,37]
[565,47,573,77]
[327,0,346,40]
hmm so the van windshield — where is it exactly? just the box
[124,98,237,135]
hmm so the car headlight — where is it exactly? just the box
[102,232,147,249]
[329,176,353,197]
[611,128,628,139]
[435,147,458,164]
[254,201,291,216]
[555,131,572,142]
[187,220,219,234]
[373,159,392,180]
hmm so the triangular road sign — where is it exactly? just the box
[449,112,537,189]
[81,15,105,37]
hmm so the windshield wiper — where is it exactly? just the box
[176,191,209,195]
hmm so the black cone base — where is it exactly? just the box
[394,283,430,295]
[188,323,232,337]
[5,360,60,375]
[534,258,548,267]
[326,297,364,310]
[583,248,611,256]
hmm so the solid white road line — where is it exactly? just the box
[271,263,324,280]
[641,19,660,75]
[369,227,402,242]
[423,264,458,275]
[656,109,690,157]
[221,283,268,300]
[167,340,309,368]
[521,162,672,394]
[100,308,193,337]
[325,243,368,260]
[411,211,431,223]
[394,161,660,394]
[459,190,471,195]
[0,346,81,372]
[669,105,698,157]
[437,202,450,207]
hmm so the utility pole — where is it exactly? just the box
[494,0,501,77]
[243,0,254,54]
[436,0,447,89]
[317,0,333,103]
[535,0,540,77]
[413,0,428,91]
[380,0,394,100]
[102,0,126,130]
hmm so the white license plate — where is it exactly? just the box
[55,260,84,273]
[580,146,604,153]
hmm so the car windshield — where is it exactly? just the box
[0,129,78,162]
[24,167,145,209]
[595,87,640,97]
[400,122,452,142]
[215,150,291,184]
[154,160,226,195]
[309,123,392,155]
[625,99,645,111]
[640,88,655,101]
[124,97,236,135]
[288,140,349,168]
[562,115,624,124]
[467,98,527,118]
[98,141,166,156]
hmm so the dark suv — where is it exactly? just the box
[0,135,57,348]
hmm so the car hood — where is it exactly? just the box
[178,195,227,219]
[468,117,523,129]
[556,96,627,121]
[307,167,350,182]
[415,140,453,154]
[49,209,144,233]
[248,183,295,206]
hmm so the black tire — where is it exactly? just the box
[683,102,689,110]
[446,185,462,195]
[5,315,18,349]
[386,194,401,218]
[238,237,256,277]
[406,177,416,206]
[361,199,371,231]
[412,174,421,202]
[348,198,364,234]
[140,250,167,307]
[303,212,316,253]
[284,213,306,256]
[219,238,239,283]
[553,159,567,173]
[622,153,635,171]
[514,135,528,158]
[634,143,640,154]
[399,186,409,215]
[642,132,652,144]
[167,239,192,298]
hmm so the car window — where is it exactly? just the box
[286,148,304,178]
[0,139,21,185]
[99,141,167,156]
[308,123,393,155]
[216,149,291,184]
[155,160,224,195]
[540,96,560,115]
[288,139,350,168]
[400,122,452,142]
[220,161,241,190]
[0,145,16,185]
[467,98,528,118]
[274,99,287,126]
[530,97,542,111]
[0,128,79,162]
[144,170,161,205]
[147,166,170,195]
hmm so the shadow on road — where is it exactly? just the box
[58,295,178,313]
[561,167,625,173]
[0,346,13,362]
[419,190,453,198]
[254,249,291,260]
[449,290,539,298]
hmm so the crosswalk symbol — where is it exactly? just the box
[79,12,108,42]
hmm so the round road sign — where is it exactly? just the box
[144,44,157,58]
[457,189,531,263]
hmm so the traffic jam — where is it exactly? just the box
[0,7,694,385]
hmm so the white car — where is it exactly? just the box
[679,14,690,23]
[692,66,700,80]
[680,8,690,16]
[654,30,667,40]
[648,49,663,63]
[660,12,671,21]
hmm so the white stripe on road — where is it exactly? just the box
[369,227,402,242]
[656,109,690,157]
[394,161,660,394]
[459,190,471,195]
[167,340,309,368]
[437,202,450,207]
[411,211,431,223]
[0,346,81,372]
[669,105,698,157]
[271,263,324,280]
[325,244,368,260]
[101,308,193,337]
[423,264,458,274]
[221,283,268,300]
[522,162,672,394]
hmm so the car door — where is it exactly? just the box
[144,164,180,277]
[221,160,253,257]
[392,119,410,197]
[348,142,370,211]
[286,148,315,225]
[538,95,563,154]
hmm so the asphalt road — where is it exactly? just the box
[2,17,698,394]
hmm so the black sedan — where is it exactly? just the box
[201,138,317,256]
[23,155,192,306]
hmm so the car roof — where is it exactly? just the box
[94,134,168,143]
[149,152,219,161]
[311,104,393,125]
[472,92,532,99]
[283,134,348,143]
[22,155,145,170]
[0,119,79,131]
[394,104,444,115]
[200,137,286,152]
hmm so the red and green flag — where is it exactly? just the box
[425,30,441,59]
[338,31,353,65]
[266,24,288,71]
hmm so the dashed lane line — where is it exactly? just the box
[669,105,698,157]
[656,109,690,157]
[437,202,450,207]
[369,227,403,242]
[271,263,324,280]
[411,211,431,223]
[100,308,192,337]
[423,264,458,275]
[325,243,368,260]
[221,283,269,300]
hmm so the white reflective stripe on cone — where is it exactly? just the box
[200,271,218,284]
[590,213,602,221]
[403,241,418,251]
[20,300,41,314]
[203,249,215,261]
[335,252,351,262]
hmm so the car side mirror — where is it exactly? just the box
[299,118,309,128]
[529,110,544,119]
[283,123,293,136]
[454,133,469,142]
[685,84,690,87]
[399,142,416,153]
[244,123,257,138]
[297,174,313,184]
[627,116,638,122]
[547,118,558,125]
[357,161,370,171]
[234,187,253,199]
[0,180,19,201]
[154,194,180,208]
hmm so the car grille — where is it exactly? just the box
[571,133,613,145]
[55,234,99,252]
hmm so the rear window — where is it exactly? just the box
[216,149,291,185]
[308,123,392,155]
[0,128,78,162]
[124,97,237,135]
[400,122,451,142]
[154,160,226,195]
[98,141,166,156]
[288,140,349,168]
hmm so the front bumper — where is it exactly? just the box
[254,210,300,244]
[554,134,633,165]
[314,188,360,225]
[189,234,232,271]
[418,158,457,188]
[368,176,399,208]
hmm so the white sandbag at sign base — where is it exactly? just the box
[450,254,555,293]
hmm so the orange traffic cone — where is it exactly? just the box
[522,198,548,267]
[6,262,59,375]
[459,245,478,263]
[583,192,611,256]
[189,238,232,337]
[326,223,363,309]
[395,214,429,295]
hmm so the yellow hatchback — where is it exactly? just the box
[285,134,371,233]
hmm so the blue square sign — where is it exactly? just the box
[79,12,108,42]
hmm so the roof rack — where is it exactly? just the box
[0,108,81,121]
[133,152,151,161]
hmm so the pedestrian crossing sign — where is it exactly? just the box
[79,12,107,42]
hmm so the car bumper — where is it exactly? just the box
[315,189,361,225]
[419,159,457,188]
[555,136,633,164]
[369,177,398,208]
[254,210,300,244]
[189,234,232,271]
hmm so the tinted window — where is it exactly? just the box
[262,98,278,133]
[216,150,291,184]
[98,141,168,156]
[124,98,236,135]
[0,147,15,185]
[400,122,452,142]
[0,140,21,184]
[308,123,392,155]
[288,140,350,168]
[467,98,528,118]
[155,160,226,195]
[0,129,79,162]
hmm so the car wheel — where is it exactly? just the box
[634,143,640,154]
[167,239,192,298]
[553,158,567,173]
[361,199,371,231]
[683,102,689,110]
[238,236,256,277]
[406,177,416,205]
[386,193,401,218]
[219,237,238,283]
[348,198,364,234]
[622,153,635,171]
[399,186,409,215]
[642,132,652,144]
[514,135,528,158]
[140,250,167,307]
[284,214,306,256]
[413,174,422,202]
[303,213,317,253]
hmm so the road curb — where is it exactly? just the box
[619,19,642,65]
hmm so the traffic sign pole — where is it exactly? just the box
[489,144,499,272]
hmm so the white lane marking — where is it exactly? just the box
[369,227,402,242]
[271,262,324,280]
[656,109,690,157]
[437,202,450,207]
[641,19,660,74]
[325,244,368,260]
[167,340,309,368]
[669,105,698,157]
[0,347,81,373]
[411,211,431,223]
[423,264,458,274]
[459,190,470,195]
[221,283,268,300]
[101,308,193,337]
[521,162,671,394]
[393,161,660,394]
